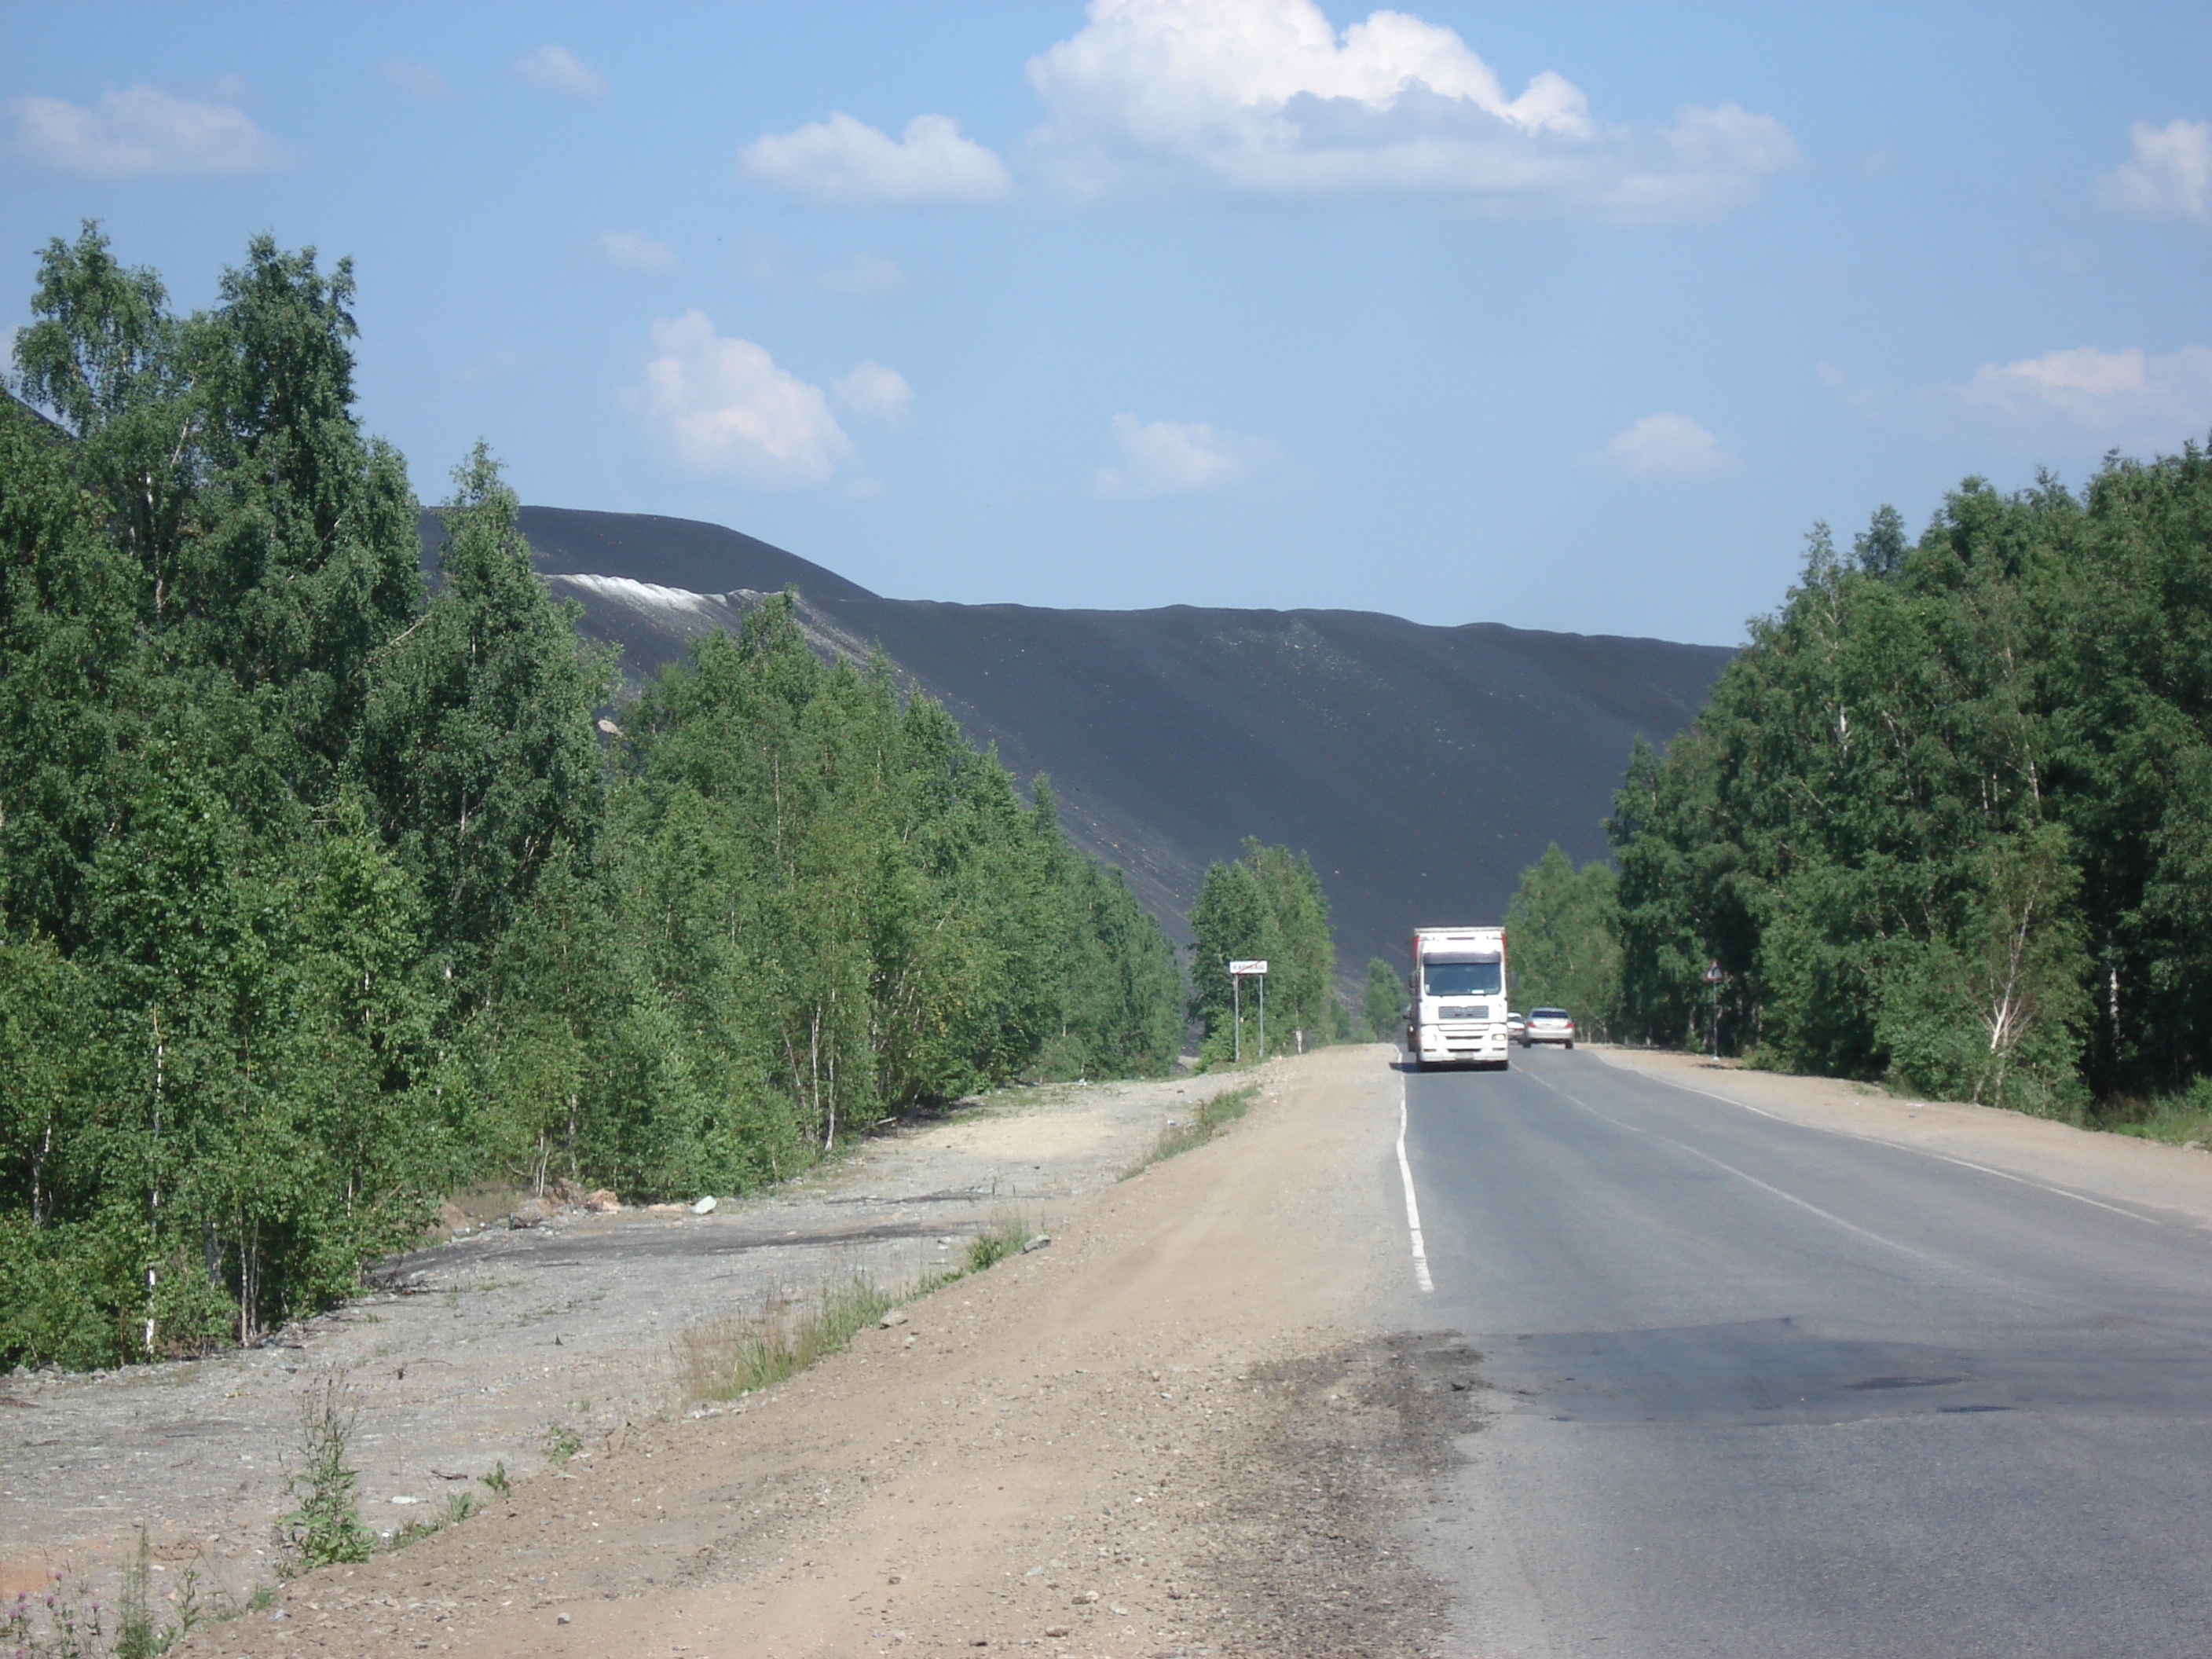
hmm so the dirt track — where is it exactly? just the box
[126,1045,1464,1659]
[1,1072,1262,1605]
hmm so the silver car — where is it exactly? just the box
[1522,1007,1576,1049]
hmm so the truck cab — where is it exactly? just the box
[1407,927,1510,1070]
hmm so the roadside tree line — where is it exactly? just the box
[1505,444,2212,1125]
[0,225,1181,1369]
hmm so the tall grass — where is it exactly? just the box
[963,1214,1034,1273]
[1126,1084,1258,1177]
[677,1275,903,1401]
[2096,1076,2212,1144]
[676,1208,1047,1403]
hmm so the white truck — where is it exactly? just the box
[1406,926,1510,1070]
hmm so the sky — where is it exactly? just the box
[3,2,2207,646]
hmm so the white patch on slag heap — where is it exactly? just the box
[547,573,765,643]
[551,573,718,614]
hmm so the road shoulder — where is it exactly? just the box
[168,1045,1478,1659]
[1589,1045,2212,1227]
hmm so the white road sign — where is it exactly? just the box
[1229,959,1269,975]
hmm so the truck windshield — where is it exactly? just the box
[1423,961,1502,997]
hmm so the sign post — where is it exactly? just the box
[1703,959,1726,1057]
[1229,960,1269,1062]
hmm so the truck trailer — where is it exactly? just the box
[1406,926,1510,1070]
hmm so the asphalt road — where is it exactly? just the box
[1401,1045,2212,1657]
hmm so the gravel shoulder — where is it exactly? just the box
[2,1071,1259,1603]
[1588,1044,2212,1227]
[131,1042,1475,1659]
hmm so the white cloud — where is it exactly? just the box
[1092,413,1265,497]
[819,252,911,298]
[1591,412,1738,478]
[513,44,606,101]
[1961,345,2212,434]
[621,310,855,489]
[379,60,453,101]
[598,230,679,273]
[833,361,914,425]
[2097,119,2210,223]
[1022,0,1797,220]
[4,85,290,178]
[739,111,1011,206]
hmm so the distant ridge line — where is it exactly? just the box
[418,504,1733,973]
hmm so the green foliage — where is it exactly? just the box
[965,1214,1035,1273]
[1361,957,1403,1042]
[0,227,1185,1370]
[1187,840,1336,1061]
[3,1558,112,1658]
[676,1273,902,1402]
[358,445,610,984]
[276,1375,375,1572]
[389,1489,478,1551]
[1503,844,1622,1038]
[1607,446,2212,1114]
[114,1529,159,1659]
[1127,1082,1259,1173]
[2101,1075,2212,1144]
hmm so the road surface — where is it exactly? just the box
[1402,1045,2212,1657]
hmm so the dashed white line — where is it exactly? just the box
[1628,1070,2159,1226]
[1519,1068,1947,1268]
[1397,1071,1434,1294]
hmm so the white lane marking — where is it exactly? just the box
[1520,1068,1946,1269]
[1627,1069,2159,1227]
[1397,1071,1434,1294]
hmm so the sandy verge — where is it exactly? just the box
[2,1073,1250,1602]
[152,1045,1469,1659]
[1589,1046,2212,1227]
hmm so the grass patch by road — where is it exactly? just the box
[1126,1084,1258,1177]
[2094,1077,2212,1146]
[677,1275,903,1401]
[675,1207,1046,1404]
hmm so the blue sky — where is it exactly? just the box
[4,2,2207,646]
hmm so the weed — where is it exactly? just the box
[3,1562,106,1658]
[2096,1075,2212,1144]
[274,1372,374,1573]
[541,1422,583,1463]
[113,1531,155,1659]
[156,1565,208,1651]
[911,1265,966,1298]
[1125,1084,1258,1176]
[390,1490,478,1550]
[965,1214,1035,1273]
[676,1274,900,1402]
[675,1212,1054,1405]
[482,1459,510,1495]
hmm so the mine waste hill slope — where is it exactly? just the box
[421,506,1734,976]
